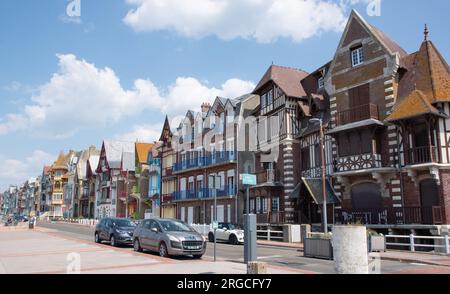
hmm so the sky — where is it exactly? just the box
[0,0,449,191]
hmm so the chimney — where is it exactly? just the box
[201,102,211,114]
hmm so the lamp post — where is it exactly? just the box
[209,174,221,262]
[311,118,328,233]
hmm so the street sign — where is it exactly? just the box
[241,174,257,186]
[212,221,219,230]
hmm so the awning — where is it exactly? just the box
[291,178,340,205]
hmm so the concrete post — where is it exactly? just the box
[332,225,369,274]
[445,234,449,255]
[247,262,267,274]
[409,234,415,252]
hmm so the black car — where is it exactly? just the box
[94,218,137,247]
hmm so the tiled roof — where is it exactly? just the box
[253,65,309,98]
[386,90,444,122]
[392,39,450,121]
[136,143,154,164]
[121,152,135,172]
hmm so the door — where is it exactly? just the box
[148,220,163,250]
[187,207,194,225]
[101,219,112,240]
[351,182,383,224]
[139,220,152,249]
[217,205,225,223]
[180,207,186,222]
[420,179,440,224]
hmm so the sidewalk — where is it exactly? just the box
[0,228,308,274]
[257,240,450,268]
[374,251,450,268]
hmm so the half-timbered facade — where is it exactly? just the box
[250,65,308,224]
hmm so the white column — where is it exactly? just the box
[332,225,369,274]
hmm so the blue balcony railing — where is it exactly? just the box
[173,185,236,201]
[173,152,236,172]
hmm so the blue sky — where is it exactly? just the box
[0,0,449,190]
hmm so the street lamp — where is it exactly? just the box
[310,118,328,234]
[209,174,222,262]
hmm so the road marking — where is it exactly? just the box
[410,263,428,266]
[257,255,282,260]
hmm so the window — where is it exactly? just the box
[318,76,325,89]
[301,148,310,171]
[272,197,280,212]
[351,46,364,67]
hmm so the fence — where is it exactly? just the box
[61,218,99,227]
[257,225,284,241]
[385,234,450,254]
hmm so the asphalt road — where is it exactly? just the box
[36,221,450,274]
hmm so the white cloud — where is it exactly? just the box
[0,54,254,138]
[0,150,54,191]
[123,0,367,43]
[115,123,163,143]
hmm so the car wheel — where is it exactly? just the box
[229,234,238,245]
[192,254,203,259]
[159,242,169,258]
[110,235,117,247]
[134,239,142,252]
[208,232,215,242]
[94,232,101,243]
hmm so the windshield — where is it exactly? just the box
[227,224,243,230]
[158,220,194,232]
[113,219,136,227]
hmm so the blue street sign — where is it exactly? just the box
[241,174,257,186]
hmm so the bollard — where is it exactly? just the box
[247,262,267,274]
[332,225,369,274]
[409,234,415,252]
[445,235,449,255]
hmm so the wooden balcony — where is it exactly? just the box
[334,153,382,173]
[335,104,379,126]
[256,169,280,184]
[405,146,438,165]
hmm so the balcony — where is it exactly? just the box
[173,152,236,173]
[162,193,173,203]
[404,146,438,166]
[149,188,159,197]
[336,206,443,225]
[335,104,379,126]
[256,169,280,185]
[162,167,174,177]
[173,185,237,201]
[334,153,382,173]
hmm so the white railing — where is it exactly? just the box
[386,234,450,254]
[190,224,211,236]
[257,225,284,241]
[62,218,99,227]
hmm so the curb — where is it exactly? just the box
[378,256,450,268]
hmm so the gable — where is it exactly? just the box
[342,18,371,48]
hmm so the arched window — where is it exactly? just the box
[351,182,382,211]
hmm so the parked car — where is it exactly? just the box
[14,215,28,223]
[208,223,244,245]
[133,218,207,259]
[94,218,137,247]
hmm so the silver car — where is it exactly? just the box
[133,218,207,259]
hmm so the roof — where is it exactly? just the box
[87,155,100,176]
[253,65,309,98]
[159,115,173,142]
[103,140,135,169]
[386,90,446,122]
[136,143,154,164]
[370,24,408,58]
[121,152,135,172]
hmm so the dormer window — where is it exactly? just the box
[318,76,325,89]
[351,46,364,67]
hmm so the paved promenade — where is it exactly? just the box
[0,228,305,274]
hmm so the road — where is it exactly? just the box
[36,221,450,274]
